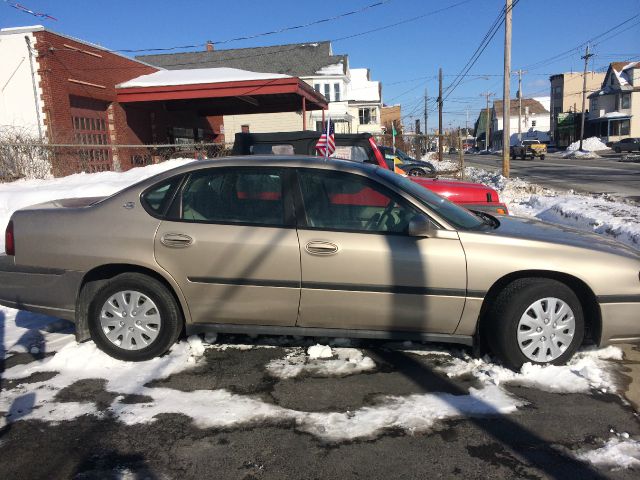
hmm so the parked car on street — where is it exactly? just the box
[233,131,508,214]
[2,156,639,369]
[377,146,436,177]
[611,138,640,153]
[510,140,547,160]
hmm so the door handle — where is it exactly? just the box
[160,233,193,248]
[305,241,338,256]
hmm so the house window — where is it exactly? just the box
[241,125,250,133]
[324,84,331,100]
[314,83,321,93]
[359,107,377,125]
[532,120,536,127]
[621,94,631,109]
[334,83,341,102]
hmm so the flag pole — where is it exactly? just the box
[325,116,330,159]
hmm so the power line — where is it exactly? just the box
[116,0,394,52]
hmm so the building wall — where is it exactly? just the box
[222,111,306,137]
[0,27,47,137]
[348,104,382,134]
[632,91,640,137]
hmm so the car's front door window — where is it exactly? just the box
[298,170,418,233]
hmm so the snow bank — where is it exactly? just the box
[464,166,640,250]
[566,137,610,152]
[0,159,194,251]
[436,346,623,394]
[562,150,600,159]
[266,347,375,379]
[578,437,640,470]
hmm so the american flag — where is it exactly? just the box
[315,118,335,157]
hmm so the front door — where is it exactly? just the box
[154,167,301,326]
[294,168,467,334]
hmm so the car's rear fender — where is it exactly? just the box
[75,263,192,342]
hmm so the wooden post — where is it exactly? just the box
[502,0,512,178]
[302,97,307,130]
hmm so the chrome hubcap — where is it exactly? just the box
[100,290,161,350]
[517,297,575,362]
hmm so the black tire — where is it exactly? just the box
[520,152,526,160]
[615,147,621,153]
[485,278,584,370]
[88,272,183,361]
[408,168,426,177]
[540,154,545,161]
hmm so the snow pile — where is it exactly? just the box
[117,68,289,88]
[0,159,194,252]
[436,346,623,394]
[307,343,333,359]
[464,166,640,250]
[562,150,600,159]
[578,437,640,470]
[266,347,376,379]
[566,137,610,152]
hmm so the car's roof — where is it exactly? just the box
[156,155,379,178]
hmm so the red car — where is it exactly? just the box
[231,131,508,215]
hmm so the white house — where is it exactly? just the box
[138,41,383,137]
[491,97,551,147]
[588,61,639,142]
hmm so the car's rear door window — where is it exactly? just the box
[297,169,418,234]
[177,169,288,226]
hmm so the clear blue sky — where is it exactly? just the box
[2,0,639,130]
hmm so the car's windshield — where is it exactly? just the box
[376,169,485,230]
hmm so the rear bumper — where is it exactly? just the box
[598,301,640,345]
[0,255,81,322]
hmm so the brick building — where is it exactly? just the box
[1,26,325,176]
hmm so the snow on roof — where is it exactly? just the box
[315,62,345,76]
[117,67,291,88]
[601,111,630,119]
[347,68,380,102]
[533,96,551,112]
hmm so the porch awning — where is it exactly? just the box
[116,67,327,116]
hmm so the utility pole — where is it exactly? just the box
[515,69,525,142]
[481,92,494,152]
[579,44,594,151]
[502,0,513,178]
[458,127,464,180]
[424,87,429,154]
[438,68,443,161]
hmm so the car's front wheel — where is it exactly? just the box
[88,273,183,361]
[408,168,426,177]
[486,278,584,369]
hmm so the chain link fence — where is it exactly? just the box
[0,140,235,180]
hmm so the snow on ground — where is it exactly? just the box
[463,166,640,250]
[0,159,194,252]
[0,302,629,445]
[578,436,640,470]
[566,137,610,152]
[266,346,376,379]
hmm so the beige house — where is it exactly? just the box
[588,61,639,142]
[549,71,605,146]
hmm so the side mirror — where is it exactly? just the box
[408,215,435,237]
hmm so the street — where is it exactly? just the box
[462,153,640,203]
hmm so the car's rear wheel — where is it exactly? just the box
[88,273,182,361]
[540,154,545,161]
[486,278,584,370]
[408,168,426,177]
[521,152,526,160]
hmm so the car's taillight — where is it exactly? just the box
[5,220,14,256]
[496,204,509,215]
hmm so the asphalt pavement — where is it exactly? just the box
[1,339,639,480]
[461,152,640,203]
